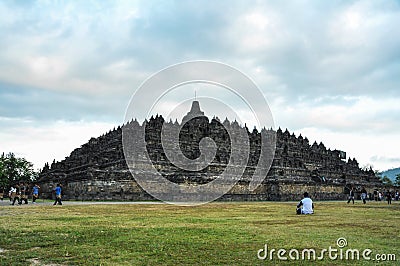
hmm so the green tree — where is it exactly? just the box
[395,174,400,187]
[0,152,37,189]
[0,153,7,188]
[381,175,393,186]
[375,170,382,179]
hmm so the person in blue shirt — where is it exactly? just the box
[32,184,40,203]
[53,184,62,205]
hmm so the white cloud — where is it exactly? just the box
[0,119,115,169]
[292,127,400,171]
[0,0,399,172]
[273,96,400,134]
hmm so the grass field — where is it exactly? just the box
[0,201,399,265]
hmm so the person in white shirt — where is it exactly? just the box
[296,192,314,214]
[9,186,17,204]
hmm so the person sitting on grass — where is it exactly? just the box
[296,192,314,215]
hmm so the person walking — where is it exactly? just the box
[53,184,62,206]
[32,184,40,203]
[9,185,15,203]
[373,190,378,201]
[11,184,20,205]
[347,187,355,204]
[361,187,367,204]
[19,182,28,204]
[0,186,4,201]
[386,190,392,205]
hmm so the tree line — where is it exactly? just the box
[379,173,400,187]
[0,152,38,189]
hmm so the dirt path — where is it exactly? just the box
[0,199,164,207]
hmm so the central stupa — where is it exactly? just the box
[37,101,382,201]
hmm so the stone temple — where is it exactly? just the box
[38,101,382,201]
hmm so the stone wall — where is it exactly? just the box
[37,101,383,201]
[38,168,384,202]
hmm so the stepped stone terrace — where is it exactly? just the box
[38,101,382,201]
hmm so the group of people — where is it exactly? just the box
[347,187,368,204]
[295,186,399,216]
[373,189,399,204]
[7,182,39,205]
[3,183,398,211]
[4,183,63,206]
[347,187,399,205]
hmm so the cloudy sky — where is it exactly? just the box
[1,0,399,171]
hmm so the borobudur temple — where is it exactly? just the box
[38,101,383,201]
